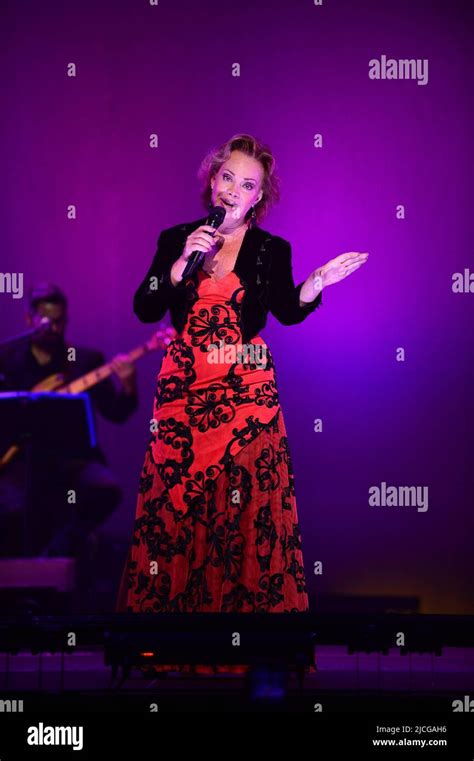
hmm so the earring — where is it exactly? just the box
[249,205,257,227]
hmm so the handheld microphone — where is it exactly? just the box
[37,316,53,334]
[181,205,226,280]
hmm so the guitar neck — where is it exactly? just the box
[59,343,151,395]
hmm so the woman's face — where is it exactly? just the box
[210,150,264,231]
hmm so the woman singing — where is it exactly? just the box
[116,134,368,672]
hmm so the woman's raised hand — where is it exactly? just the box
[316,251,369,288]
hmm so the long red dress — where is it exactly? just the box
[116,268,313,674]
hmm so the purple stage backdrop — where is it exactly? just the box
[1,0,472,613]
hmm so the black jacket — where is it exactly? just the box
[133,216,323,343]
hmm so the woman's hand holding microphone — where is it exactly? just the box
[170,226,224,286]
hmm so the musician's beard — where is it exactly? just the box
[33,333,65,352]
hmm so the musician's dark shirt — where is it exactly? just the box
[0,341,137,555]
[0,341,138,424]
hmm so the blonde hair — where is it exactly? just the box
[197,133,281,224]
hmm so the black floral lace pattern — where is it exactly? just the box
[117,271,310,615]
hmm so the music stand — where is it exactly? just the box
[0,392,97,556]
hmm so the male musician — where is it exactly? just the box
[0,283,138,559]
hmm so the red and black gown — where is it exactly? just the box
[116,267,314,674]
